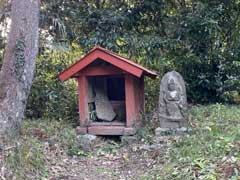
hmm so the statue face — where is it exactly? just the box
[168,79,177,91]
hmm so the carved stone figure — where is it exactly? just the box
[94,77,116,121]
[159,71,187,128]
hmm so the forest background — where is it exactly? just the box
[1,0,240,123]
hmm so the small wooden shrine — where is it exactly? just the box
[58,46,157,135]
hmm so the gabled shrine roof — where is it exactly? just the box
[58,46,157,81]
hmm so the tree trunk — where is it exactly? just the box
[0,0,39,138]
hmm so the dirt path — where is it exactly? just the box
[47,138,166,180]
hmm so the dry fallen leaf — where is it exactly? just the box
[123,153,129,161]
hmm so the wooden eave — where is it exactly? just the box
[58,46,157,81]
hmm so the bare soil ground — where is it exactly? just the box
[46,137,166,180]
[0,132,168,180]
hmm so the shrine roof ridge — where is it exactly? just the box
[58,46,157,81]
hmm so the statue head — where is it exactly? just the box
[167,78,177,91]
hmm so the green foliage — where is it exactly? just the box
[4,105,240,179]
[5,138,48,179]
[38,0,240,106]
[0,0,9,66]
[222,91,240,104]
[136,125,155,144]
[144,77,160,113]
[21,118,72,138]
[58,128,87,157]
[5,119,93,179]
[26,45,83,122]
[21,119,89,157]
[89,103,97,121]
[96,141,119,156]
[146,104,240,179]
[23,0,240,121]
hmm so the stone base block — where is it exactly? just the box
[155,127,189,136]
[76,134,97,152]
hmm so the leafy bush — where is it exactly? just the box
[26,45,83,123]
[40,0,240,105]
[58,128,82,156]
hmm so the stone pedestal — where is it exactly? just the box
[76,134,97,152]
[155,127,188,136]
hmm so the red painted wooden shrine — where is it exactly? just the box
[58,46,157,135]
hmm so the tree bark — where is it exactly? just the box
[0,0,39,138]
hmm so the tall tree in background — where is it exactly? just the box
[0,0,39,137]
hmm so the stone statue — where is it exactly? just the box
[159,71,187,128]
[94,77,116,121]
